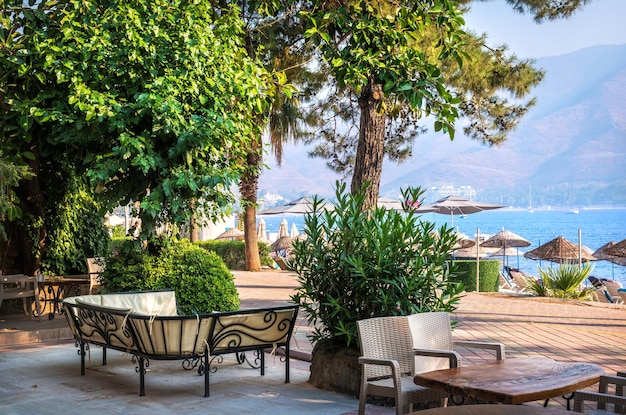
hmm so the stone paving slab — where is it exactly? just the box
[1,269,626,414]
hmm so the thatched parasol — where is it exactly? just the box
[593,241,626,279]
[481,229,531,249]
[454,238,476,250]
[594,242,626,265]
[524,236,596,263]
[604,239,626,258]
[215,228,244,241]
[270,236,295,252]
[481,228,531,270]
[454,245,497,259]
[488,247,526,257]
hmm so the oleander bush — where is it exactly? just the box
[100,237,239,314]
[290,182,464,348]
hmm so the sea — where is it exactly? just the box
[258,208,626,286]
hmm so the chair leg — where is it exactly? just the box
[358,382,367,415]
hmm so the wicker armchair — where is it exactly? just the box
[408,311,505,375]
[574,374,626,414]
[86,257,104,295]
[356,316,457,415]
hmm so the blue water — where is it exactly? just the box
[259,208,626,285]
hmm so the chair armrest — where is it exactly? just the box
[358,357,402,388]
[358,357,399,369]
[453,340,505,360]
[574,391,626,412]
[573,375,626,412]
[413,348,461,368]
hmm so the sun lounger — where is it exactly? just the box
[504,266,533,292]
[589,277,624,305]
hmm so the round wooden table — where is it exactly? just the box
[410,404,572,414]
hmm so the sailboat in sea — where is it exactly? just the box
[565,183,579,214]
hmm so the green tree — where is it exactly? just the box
[1,0,270,273]
[302,1,546,206]
[302,0,468,210]
[0,152,32,242]
[238,1,322,270]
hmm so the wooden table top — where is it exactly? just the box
[413,357,603,405]
[410,404,572,415]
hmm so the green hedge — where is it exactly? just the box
[100,238,239,314]
[451,260,500,292]
[195,240,273,270]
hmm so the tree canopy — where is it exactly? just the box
[1,0,271,273]
[300,0,545,208]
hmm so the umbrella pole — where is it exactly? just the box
[475,227,480,292]
[578,228,582,270]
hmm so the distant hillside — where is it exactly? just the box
[259,44,626,208]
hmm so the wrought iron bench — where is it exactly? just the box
[62,290,299,397]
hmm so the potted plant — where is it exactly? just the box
[290,182,464,395]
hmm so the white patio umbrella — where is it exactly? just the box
[421,195,505,226]
[377,196,438,212]
[290,223,299,238]
[258,197,333,215]
[278,219,289,238]
[257,219,268,242]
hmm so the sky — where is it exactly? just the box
[464,0,626,58]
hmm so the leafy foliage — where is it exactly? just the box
[303,6,543,180]
[100,238,239,314]
[452,260,500,292]
[532,263,595,299]
[196,240,273,270]
[290,182,464,347]
[41,172,110,275]
[301,0,468,207]
[1,1,271,274]
[0,153,33,241]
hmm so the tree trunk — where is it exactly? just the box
[351,78,386,211]
[239,137,262,272]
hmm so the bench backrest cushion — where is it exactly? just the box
[209,307,298,354]
[99,291,178,316]
[64,291,178,316]
[128,315,213,357]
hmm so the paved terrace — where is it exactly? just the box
[0,269,624,414]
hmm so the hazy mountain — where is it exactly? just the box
[259,44,626,208]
